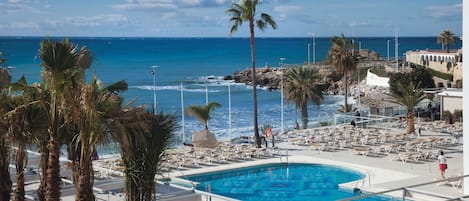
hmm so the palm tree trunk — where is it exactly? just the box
[76,133,95,201]
[249,19,260,148]
[344,73,348,109]
[407,110,415,134]
[38,141,48,201]
[14,144,26,201]
[0,139,12,201]
[301,103,308,129]
[46,135,61,201]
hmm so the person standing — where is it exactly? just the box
[438,150,447,178]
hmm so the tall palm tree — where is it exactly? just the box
[186,102,221,130]
[39,38,91,201]
[437,29,456,53]
[284,67,323,129]
[73,77,127,201]
[388,82,425,134]
[0,52,12,201]
[327,34,357,111]
[226,0,276,147]
[6,76,46,201]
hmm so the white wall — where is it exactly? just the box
[463,0,468,194]
[365,69,389,87]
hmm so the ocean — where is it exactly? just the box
[0,36,462,153]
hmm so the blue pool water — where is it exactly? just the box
[185,163,392,201]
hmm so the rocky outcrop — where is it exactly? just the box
[358,49,380,60]
[232,67,289,90]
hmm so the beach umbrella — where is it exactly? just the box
[191,130,219,149]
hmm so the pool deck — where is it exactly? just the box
[21,125,464,201]
[168,131,464,201]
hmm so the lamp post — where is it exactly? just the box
[395,30,399,72]
[307,33,315,64]
[279,57,286,134]
[307,43,311,65]
[150,65,159,115]
[387,40,390,61]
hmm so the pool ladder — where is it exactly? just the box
[279,149,289,164]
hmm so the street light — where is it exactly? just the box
[387,40,390,61]
[279,57,286,134]
[150,65,159,114]
[308,33,316,64]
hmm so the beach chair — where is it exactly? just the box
[437,174,463,190]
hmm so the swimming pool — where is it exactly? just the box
[185,163,391,201]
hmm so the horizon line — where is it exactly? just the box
[0,35,451,39]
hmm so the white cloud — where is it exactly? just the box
[425,4,462,20]
[273,5,302,13]
[273,5,303,21]
[348,21,370,28]
[65,14,129,27]
[113,0,233,11]
[0,21,39,29]
[113,1,177,11]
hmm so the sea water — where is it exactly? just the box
[0,37,461,154]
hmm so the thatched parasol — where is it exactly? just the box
[191,129,219,149]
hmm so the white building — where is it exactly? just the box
[405,49,463,83]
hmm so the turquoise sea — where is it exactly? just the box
[0,37,462,150]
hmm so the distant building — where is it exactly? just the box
[405,49,462,84]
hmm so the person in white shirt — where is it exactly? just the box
[437,150,447,178]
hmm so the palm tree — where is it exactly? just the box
[337,104,355,113]
[186,102,221,130]
[438,29,456,53]
[388,82,425,134]
[139,112,176,200]
[0,51,12,201]
[73,77,127,201]
[327,34,357,111]
[39,38,91,201]
[6,76,44,201]
[226,0,277,147]
[110,106,150,201]
[283,67,323,129]
[108,100,176,201]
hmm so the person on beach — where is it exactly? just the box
[438,150,447,178]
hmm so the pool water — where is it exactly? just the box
[185,163,392,201]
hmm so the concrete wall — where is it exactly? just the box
[365,69,389,87]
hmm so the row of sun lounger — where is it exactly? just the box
[161,143,282,171]
[284,124,459,164]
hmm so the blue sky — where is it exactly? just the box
[0,0,462,37]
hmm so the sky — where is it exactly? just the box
[0,0,462,37]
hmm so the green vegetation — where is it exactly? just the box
[426,67,452,81]
[284,67,323,129]
[387,82,426,134]
[337,104,355,113]
[389,66,435,95]
[327,34,358,110]
[226,0,277,147]
[0,39,177,201]
[438,29,456,53]
[186,102,221,130]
